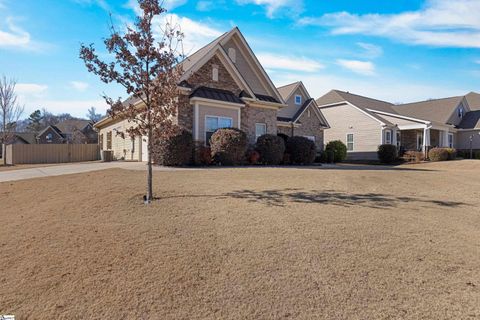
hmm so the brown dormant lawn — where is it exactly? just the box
[1,161,479,319]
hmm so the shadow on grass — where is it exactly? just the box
[153,188,468,210]
[222,188,467,209]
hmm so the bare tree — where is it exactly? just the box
[80,0,184,203]
[0,76,24,165]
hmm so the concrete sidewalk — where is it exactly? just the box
[0,161,195,183]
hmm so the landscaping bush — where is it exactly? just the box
[428,148,449,162]
[377,144,398,164]
[246,149,260,165]
[193,143,212,166]
[403,150,425,163]
[210,128,248,165]
[445,148,457,160]
[475,151,480,160]
[325,140,347,163]
[255,134,285,165]
[153,128,193,166]
[286,136,316,164]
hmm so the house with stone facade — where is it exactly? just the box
[94,27,329,161]
[317,90,480,160]
[276,81,329,151]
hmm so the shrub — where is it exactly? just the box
[286,136,316,164]
[210,128,248,165]
[255,134,285,165]
[325,140,347,163]
[193,143,212,166]
[428,148,449,162]
[377,144,398,164]
[246,149,260,165]
[445,148,457,160]
[403,150,425,163]
[152,128,193,166]
[475,151,480,160]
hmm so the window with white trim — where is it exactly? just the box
[205,116,232,145]
[212,65,219,82]
[385,130,392,144]
[396,131,401,148]
[448,133,454,148]
[303,135,315,142]
[295,95,302,105]
[228,48,236,63]
[307,109,311,117]
[346,134,354,151]
[255,123,266,140]
[458,106,464,118]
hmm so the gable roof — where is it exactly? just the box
[277,82,301,101]
[54,119,92,134]
[465,92,480,111]
[458,110,480,129]
[392,96,464,125]
[316,90,396,125]
[179,27,284,105]
[277,98,329,127]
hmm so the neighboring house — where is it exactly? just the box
[317,90,480,160]
[94,27,289,161]
[276,81,330,151]
[38,120,97,144]
[0,132,37,158]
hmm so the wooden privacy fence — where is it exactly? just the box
[6,144,100,164]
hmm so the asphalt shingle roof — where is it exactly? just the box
[392,96,464,125]
[458,110,480,129]
[190,86,244,104]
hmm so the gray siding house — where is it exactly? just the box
[317,90,480,160]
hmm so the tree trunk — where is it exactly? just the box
[146,126,153,203]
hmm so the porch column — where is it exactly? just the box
[442,130,449,147]
[392,128,398,147]
[423,127,431,154]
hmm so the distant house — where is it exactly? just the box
[317,90,480,160]
[0,132,37,159]
[37,119,97,144]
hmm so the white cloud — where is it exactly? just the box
[475,60,480,65]
[70,81,89,92]
[356,42,383,59]
[236,0,303,18]
[299,0,480,48]
[336,59,375,76]
[16,83,48,96]
[0,17,30,48]
[159,13,223,55]
[196,1,213,12]
[124,1,223,54]
[256,53,324,72]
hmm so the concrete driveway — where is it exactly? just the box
[0,161,195,182]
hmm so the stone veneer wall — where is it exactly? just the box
[291,105,325,151]
[176,55,243,134]
[241,105,277,145]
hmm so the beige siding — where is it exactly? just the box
[278,85,310,119]
[98,118,141,161]
[222,38,269,96]
[456,130,480,150]
[197,105,240,143]
[321,103,383,159]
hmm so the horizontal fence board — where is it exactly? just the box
[6,144,100,164]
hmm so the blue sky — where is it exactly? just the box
[0,0,479,118]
